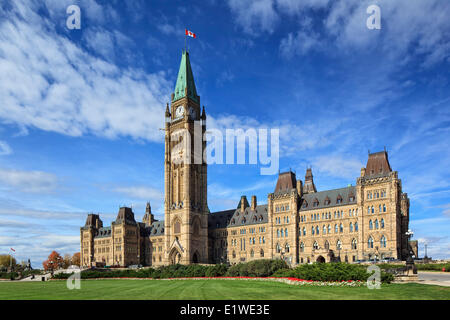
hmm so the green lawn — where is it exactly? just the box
[0,279,449,300]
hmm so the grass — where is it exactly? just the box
[0,279,449,300]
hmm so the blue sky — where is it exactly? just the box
[0,0,449,267]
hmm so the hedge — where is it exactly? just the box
[272,263,394,283]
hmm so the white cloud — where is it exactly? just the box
[312,154,364,180]
[0,168,59,193]
[113,186,163,201]
[228,0,278,35]
[0,141,12,155]
[0,1,171,143]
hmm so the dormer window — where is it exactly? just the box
[302,201,308,208]
[313,198,319,207]
[324,197,331,205]
[337,195,343,204]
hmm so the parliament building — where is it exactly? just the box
[80,51,411,268]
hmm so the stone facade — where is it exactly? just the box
[80,51,411,268]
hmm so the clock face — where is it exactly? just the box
[175,106,185,118]
[189,107,196,119]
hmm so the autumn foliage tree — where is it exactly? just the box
[72,252,80,266]
[42,251,64,271]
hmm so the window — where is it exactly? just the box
[312,226,315,235]
[375,219,379,229]
[337,195,343,204]
[313,241,319,250]
[300,242,304,252]
[368,237,374,249]
[316,226,319,235]
[276,243,281,253]
[323,225,326,234]
[383,204,386,212]
[351,239,357,250]
[380,236,387,248]
[281,229,284,237]
[371,206,374,213]
[339,223,343,233]
[369,220,373,230]
[379,205,382,213]
[324,240,330,250]
[285,228,288,237]
[349,222,353,232]
[327,224,331,234]
[336,240,342,250]
[367,206,370,214]
[381,218,385,229]
[260,249,264,257]
[334,224,338,233]
[355,222,359,231]
[250,249,254,258]
[303,227,306,236]
[285,243,290,253]
[277,229,280,238]
[313,198,319,207]
[303,201,308,208]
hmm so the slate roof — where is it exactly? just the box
[149,220,165,237]
[94,226,111,239]
[300,186,356,211]
[209,205,269,229]
[274,171,296,195]
[365,151,392,177]
[114,207,137,225]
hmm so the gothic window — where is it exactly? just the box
[285,228,288,237]
[263,236,265,244]
[369,220,373,230]
[379,205,382,213]
[381,218,385,229]
[355,222,359,231]
[286,216,289,223]
[313,241,319,250]
[312,226,315,235]
[300,242,304,252]
[371,206,374,213]
[276,243,281,253]
[334,224,338,233]
[367,206,370,214]
[281,229,284,237]
[383,204,386,212]
[232,251,236,258]
[303,201,308,208]
[368,236,374,249]
[327,224,331,234]
[303,227,306,236]
[174,220,181,234]
[351,239,357,250]
[250,249,254,258]
[339,223,343,233]
[336,240,342,250]
[277,229,280,238]
[324,240,330,250]
[313,198,319,207]
[231,218,235,225]
[316,226,319,234]
[260,249,264,257]
[259,215,263,221]
[349,222,353,232]
[323,225,326,234]
[375,219,379,229]
[337,195,343,204]
[380,236,387,248]
[242,217,246,224]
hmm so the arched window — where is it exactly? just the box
[281,229,284,237]
[260,249,264,257]
[371,206,374,213]
[242,217,246,224]
[300,242,304,252]
[368,236,374,249]
[232,251,236,258]
[381,218,385,229]
[349,222,353,232]
[316,226,319,235]
[375,219,379,229]
[312,226,315,235]
[369,220,373,230]
[324,240,330,250]
[380,236,387,248]
[339,223,343,233]
[174,220,181,234]
[335,224,338,233]
[336,195,343,204]
[303,227,306,236]
[323,225,326,234]
[285,228,288,237]
[313,241,319,250]
[336,240,342,250]
[383,204,386,212]
[277,229,280,238]
[355,222,359,231]
[327,224,331,234]
[351,239,357,250]
[250,249,254,258]
[379,205,382,213]
[276,243,281,253]
[367,206,370,214]
[285,243,290,253]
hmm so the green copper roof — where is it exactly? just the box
[172,50,199,103]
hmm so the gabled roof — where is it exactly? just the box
[209,205,268,229]
[300,186,356,211]
[172,50,199,103]
[149,220,165,237]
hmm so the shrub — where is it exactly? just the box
[225,259,288,277]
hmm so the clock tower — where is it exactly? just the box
[164,50,209,264]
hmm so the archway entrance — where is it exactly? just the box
[316,255,326,263]
[192,252,199,264]
[169,248,182,265]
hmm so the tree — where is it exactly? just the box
[42,251,64,271]
[0,255,16,270]
[63,254,72,269]
[72,252,80,266]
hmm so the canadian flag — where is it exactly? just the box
[185,29,196,38]
[10,248,15,252]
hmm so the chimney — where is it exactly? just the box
[251,195,257,210]
[296,180,303,196]
[240,195,249,213]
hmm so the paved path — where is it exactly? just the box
[417,271,450,287]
